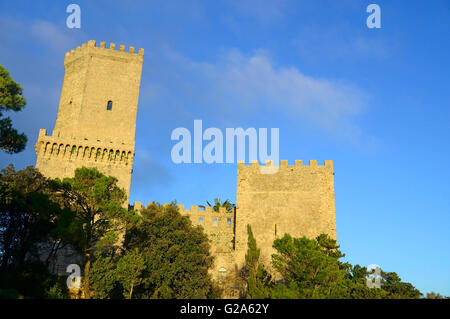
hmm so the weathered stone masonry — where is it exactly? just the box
[35,40,143,200]
[235,159,336,273]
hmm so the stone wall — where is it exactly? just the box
[235,159,336,272]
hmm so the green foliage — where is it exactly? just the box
[343,264,387,299]
[89,253,118,299]
[0,260,66,299]
[88,202,220,299]
[0,64,27,153]
[199,198,234,213]
[115,248,146,299]
[0,165,55,268]
[426,292,449,299]
[123,202,219,299]
[244,225,272,299]
[90,249,146,299]
[271,282,302,299]
[269,233,423,299]
[380,271,422,299]
[0,164,221,299]
[0,288,23,299]
[272,234,348,298]
[0,165,73,298]
[50,166,138,298]
[44,277,68,299]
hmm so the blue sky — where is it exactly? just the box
[0,0,449,296]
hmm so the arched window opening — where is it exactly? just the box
[107,100,113,111]
[218,267,227,283]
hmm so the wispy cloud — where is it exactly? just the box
[141,47,368,143]
[29,20,79,52]
[292,23,392,61]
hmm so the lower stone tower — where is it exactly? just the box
[235,159,336,271]
[35,40,144,200]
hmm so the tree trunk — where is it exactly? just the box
[129,282,134,299]
[83,253,91,299]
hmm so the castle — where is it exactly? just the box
[35,41,337,298]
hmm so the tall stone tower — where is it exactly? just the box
[35,40,144,200]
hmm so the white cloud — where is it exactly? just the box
[29,20,78,52]
[215,51,364,126]
[292,23,391,61]
[144,48,368,142]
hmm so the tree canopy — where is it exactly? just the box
[0,65,27,154]
[50,166,137,298]
[269,233,422,299]
[122,203,220,298]
[0,165,69,298]
[89,202,220,299]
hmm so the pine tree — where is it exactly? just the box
[0,65,27,154]
[244,224,272,299]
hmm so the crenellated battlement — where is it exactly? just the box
[37,128,134,148]
[131,202,234,229]
[132,203,232,216]
[237,159,333,171]
[35,129,134,167]
[176,205,231,216]
[64,40,144,66]
[176,205,234,230]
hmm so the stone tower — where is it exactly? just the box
[35,40,144,200]
[235,160,336,271]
